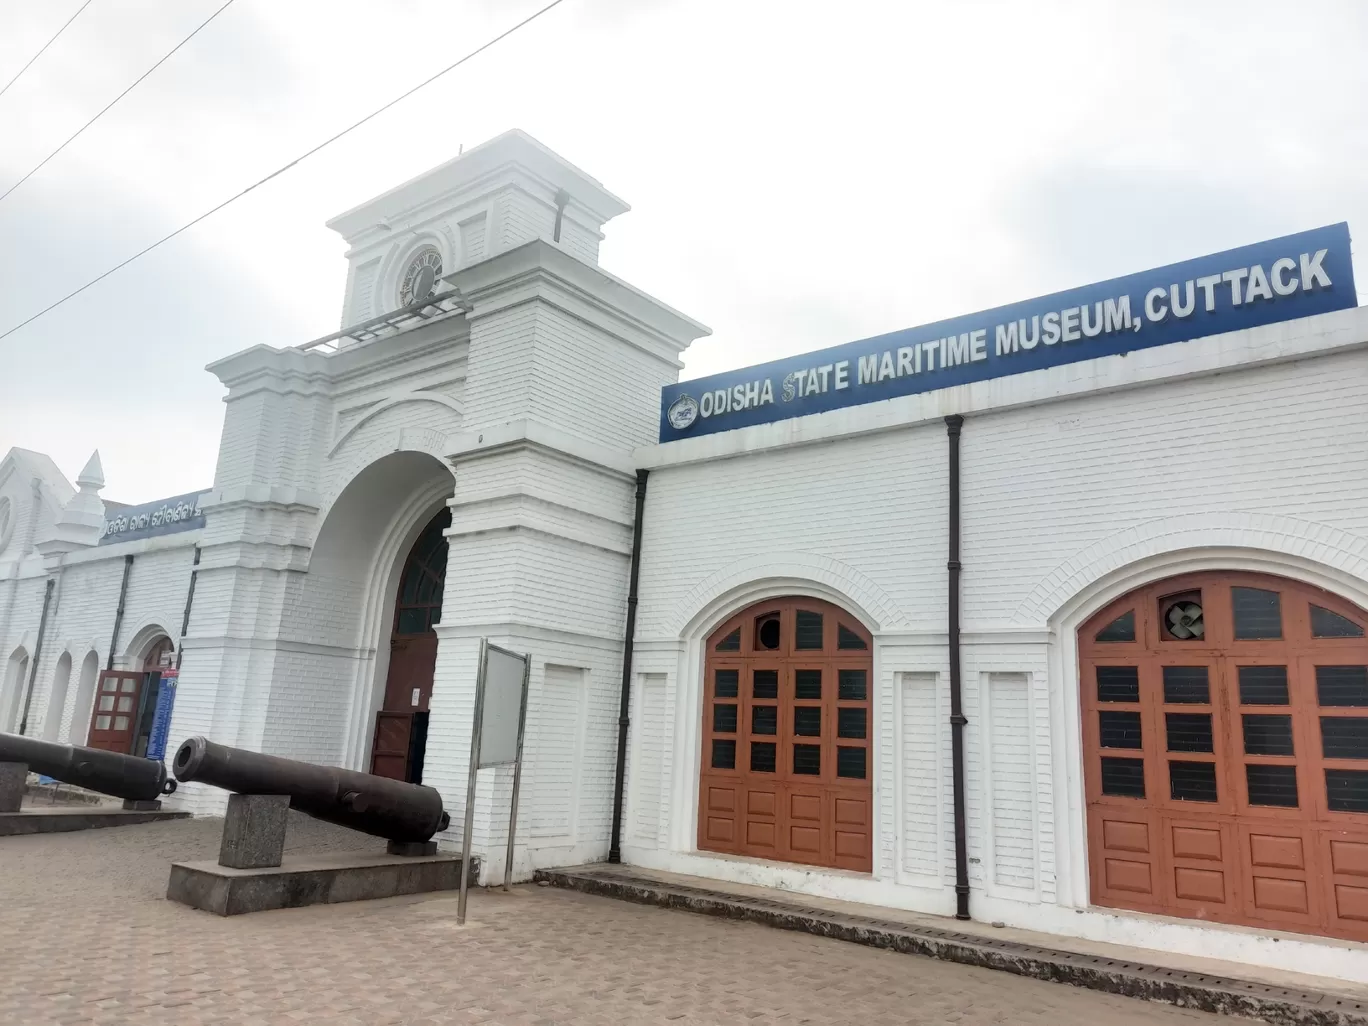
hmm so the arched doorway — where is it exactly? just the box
[369,507,449,781]
[86,634,173,755]
[44,652,72,741]
[1080,571,1368,941]
[698,597,873,872]
[1,648,29,733]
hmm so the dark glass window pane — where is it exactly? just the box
[1326,769,1368,812]
[837,746,866,779]
[1321,717,1368,759]
[396,608,428,634]
[1163,666,1210,704]
[793,707,822,736]
[1238,665,1289,705]
[715,628,741,652]
[753,669,778,699]
[715,669,739,698]
[1101,757,1145,797]
[711,739,735,769]
[752,705,777,735]
[749,742,776,773]
[712,704,737,734]
[795,669,822,699]
[1170,761,1218,802]
[838,707,866,739]
[1095,610,1136,643]
[1311,605,1365,639]
[756,616,781,650]
[401,571,420,603]
[1243,715,1294,756]
[1099,710,1142,749]
[1097,666,1140,703]
[795,610,824,650]
[837,624,868,650]
[1246,764,1298,807]
[1166,713,1213,753]
[1232,587,1282,640]
[1317,666,1368,707]
[838,669,867,701]
[793,744,820,775]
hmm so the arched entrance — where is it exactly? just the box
[87,634,173,755]
[369,507,449,781]
[1080,571,1368,941]
[698,597,873,872]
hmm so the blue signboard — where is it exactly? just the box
[145,669,178,762]
[658,223,1357,442]
[100,490,208,545]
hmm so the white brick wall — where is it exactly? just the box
[623,307,1368,981]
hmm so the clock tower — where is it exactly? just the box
[327,129,630,330]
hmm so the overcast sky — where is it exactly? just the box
[1,0,1365,503]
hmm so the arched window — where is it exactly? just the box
[699,597,873,872]
[44,652,72,741]
[1081,571,1368,942]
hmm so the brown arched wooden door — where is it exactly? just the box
[370,509,449,782]
[1081,571,1368,941]
[87,635,173,755]
[699,598,873,872]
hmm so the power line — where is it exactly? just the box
[0,0,237,205]
[0,0,569,344]
[0,0,95,102]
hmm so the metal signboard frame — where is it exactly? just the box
[457,638,531,925]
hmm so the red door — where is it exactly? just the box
[86,670,142,753]
[369,509,448,780]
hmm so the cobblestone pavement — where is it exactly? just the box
[0,817,1228,1026]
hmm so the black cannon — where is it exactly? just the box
[0,732,176,802]
[172,736,449,843]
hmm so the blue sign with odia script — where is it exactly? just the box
[145,669,178,762]
[658,223,1357,442]
[100,490,208,545]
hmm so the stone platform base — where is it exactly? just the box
[167,851,474,916]
[0,807,190,836]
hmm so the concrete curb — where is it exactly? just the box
[534,868,1368,1026]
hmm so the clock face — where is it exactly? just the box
[399,247,443,306]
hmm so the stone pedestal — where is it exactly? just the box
[387,839,439,857]
[0,762,27,813]
[167,852,475,916]
[122,799,162,812]
[218,794,289,869]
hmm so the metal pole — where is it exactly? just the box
[945,414,971,921]
[457,638,489,926]
[502,652,532,891]
[608,468,649,862]
[18,577,55,735]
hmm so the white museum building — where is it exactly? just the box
[1,130,1366,983]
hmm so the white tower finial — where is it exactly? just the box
[76,450,105,492]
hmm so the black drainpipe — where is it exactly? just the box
[946,414,970,921]
[552,189,570,243]
[17,577,55,735]
[176,547,201,670]
[608,468,649,864]
[106,555,134,670]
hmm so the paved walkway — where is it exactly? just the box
[0,816,1229,1026]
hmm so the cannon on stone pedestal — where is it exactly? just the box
[172,736,449,852]
[166,737,463,913]
[0,732,176,811]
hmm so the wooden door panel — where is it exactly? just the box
[1082,572,1368,942]
[698,599,872,873]
[86,671,141,754]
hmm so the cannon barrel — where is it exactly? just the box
[173,736,449,843]
[0,732,175,802]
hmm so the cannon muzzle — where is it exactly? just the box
[173,736,449,843]
[0,732,176,802]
